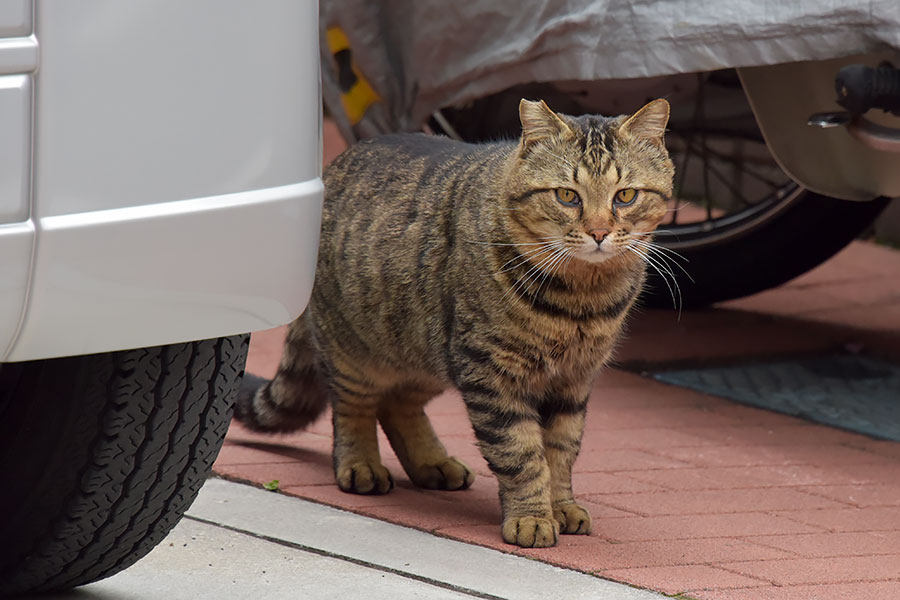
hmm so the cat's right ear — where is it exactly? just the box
[519,99,572,148]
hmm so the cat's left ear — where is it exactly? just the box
[519,99,573,147]
[620,99,670,144]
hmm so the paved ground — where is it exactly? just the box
[48,479,659,600]
[213,122,900,599]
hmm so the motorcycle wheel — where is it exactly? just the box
[431,70,889,308]
[645,188,889,308]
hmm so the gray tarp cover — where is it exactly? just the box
[320,0,900,141]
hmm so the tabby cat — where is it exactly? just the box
[235,98,674,548]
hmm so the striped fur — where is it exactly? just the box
[234,99,674,547]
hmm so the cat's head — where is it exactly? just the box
[504,98,674,265]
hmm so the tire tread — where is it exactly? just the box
[0,335,248,596]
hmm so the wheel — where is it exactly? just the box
[0,335,249,597]
[642,70,889,307]
[430,71,889,307]
[646,190,889,307]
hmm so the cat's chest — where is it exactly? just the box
[545,323,618,370]
[507,318,622,387]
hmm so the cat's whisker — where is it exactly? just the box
[548,247,574,286]
[531,246,571,301]
[467,239,561,247]
[634,246,682,294]
[534,247,571,297]
[466,236,567,278]
[626,245,682,317]
[627,232,668,245]
[629,239,690,266]
[629,248,680,317]
[561,248,576,273]
[520,249,564,294]
[627,236,692,271]
[631,229,677,237]
[496,242,564,274]
[505,269,540,302]
[628,237,688,261]
[644,251,693,286]
[629,241,681,261]
[502,252,550,301]
[628,240,695,283]
[642,251,694,287]
[508,245,567,302]
[523,256,556,300]
[634,250,678,293]
[501,243,553,267]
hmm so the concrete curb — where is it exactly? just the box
[186,478,668,600]
[44,478,667,599]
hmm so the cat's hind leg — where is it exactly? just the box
[377,385,475,491]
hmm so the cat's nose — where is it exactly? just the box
[588,229,610,244]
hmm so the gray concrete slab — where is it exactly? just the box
[39,517,472,600]
[40,478,666,600]
[187,478,665,600]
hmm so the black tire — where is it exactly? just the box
[643,192,890,308]
[0,335,249,597]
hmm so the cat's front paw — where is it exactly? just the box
[501,516,559,548]
[336,461,394,495]
[554,502,592,535]
[410,457,475,491]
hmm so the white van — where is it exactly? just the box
[0,2,323,594]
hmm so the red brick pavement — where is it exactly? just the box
[214,120,900,599]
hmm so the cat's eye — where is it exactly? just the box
[555,188,581,207]
[615,188,638,205]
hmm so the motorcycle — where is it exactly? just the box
[318,1,900,307]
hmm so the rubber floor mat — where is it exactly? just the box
[653,354,900,441]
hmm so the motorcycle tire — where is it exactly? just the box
[642,191,890,308]
[427,75,891,310]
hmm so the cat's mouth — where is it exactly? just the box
[576,243,618,264]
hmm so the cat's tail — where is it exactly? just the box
[233,317,329,433]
